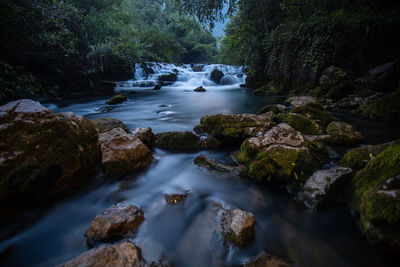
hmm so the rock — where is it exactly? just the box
[277,113,323,135]
[93,118,130,134]
[356,62,398,92]
[158,73,177,82]
[298,167,353,209]
[0,100,100,200]
[155,131,219,150]
[291,102,333,127]
[99,128,153,175]
[194,154,246,176]
[221,208,255,245]
[239,84,246,88]
[351,141,400,251]
[133,127,155,148]
[252,82,280,96]
[199,136,221,149]
[319,66,346,85]
[85,203,144,246]
[304,135,332,143]
[313,66,351,100]
[198,112,276,144]
[326,121,363,145]
[210,69,224,84]
[107,94,127,105]
[340,141,394,171]
[241,253,294,267]
[360,89,400,121]
[287,96,318,108]
[59,242,146,267]
[259,104,286,115]
[153,84,161,90]
[194,86,206,92]
[164,192,189,205]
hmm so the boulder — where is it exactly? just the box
[99,128,153,175]
[252,82,280,96]
[221,208,255,245]
[158,73,177,83]
[93,118,130,134]
[198,112,276,144]
[304,135,332,143]
[326,121,363,145]
[107,94,127,105]
[155,131,219,150]
[298,167,353,209]
[259,104,286,115]
[0,100,100,200]
[133,127,155,148]
[153,84,161,90]
[287,96,318,108]
[164,192,189,205]
[241,253,294,267]
[194,86,206,92]
[210,69,224,84]
[85,203,144,246]
[199,136,221,149]
[59,242,145,267]
[351,141,400,251]
[277,113,323,135]
[291,102,333,127]
[194,154,246,176]
[239,84,246,88]
[356,62,398,92]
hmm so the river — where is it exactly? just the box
[0,63,397,267]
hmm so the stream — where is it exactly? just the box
[0,63,398,267]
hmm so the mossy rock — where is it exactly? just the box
[155,131,200,150]
[327,121,363,145]
[93,118,130,134]
[351,141,400,250]
[291,102,333,127]
[312,66,353,100]
[106,94,127,105]
[277,113,323,135]
[210,69,224,84]
[340,142,394,171]
[158,73,177,82]
[194,86,206,92]
[360,89,400,121]
[259,104,285,115]
[252,82,280,96]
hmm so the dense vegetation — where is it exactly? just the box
[0,0,218,103]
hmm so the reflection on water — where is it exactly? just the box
[1,79,399,266]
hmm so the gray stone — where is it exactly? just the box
[241,253,294,267]
[221,208,255,245]
[194,154,246,176]
[93,118,130,134]
[287,96,318,108]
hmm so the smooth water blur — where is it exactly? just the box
[0,65,398,267]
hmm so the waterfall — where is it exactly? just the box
[116,62,246,91]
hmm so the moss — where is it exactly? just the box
[360,89,400,121]
[155,131,200,149]
[259,105,281,115]
[158,73,177,82]
[327,121,363,145]
[194,86,206,92]
[233,139,259,164]
[351,141,400,248]
[224,232,237,243]
[277,113,323,135]
[248,152,278,180]
[340,143,392,171]
[252,83,281,96]
[291,102,333,127]
[106,94,127,105]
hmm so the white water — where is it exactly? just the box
[116,62,246,91]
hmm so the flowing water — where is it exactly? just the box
[0,63,398,267]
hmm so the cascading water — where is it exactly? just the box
[116,62,246,91]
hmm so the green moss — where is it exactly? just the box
[252,83,281,96]
[248,152,277,180]
[155,131,200,149]
[278,113,323,135]
[106,94,127,105]
[224,232,237,243]
[327,121,363,145]
[233,139,259,164]
[259,105,281,115]
[340,143,391,171]
[291,103,333,127]
[360,89,400,121]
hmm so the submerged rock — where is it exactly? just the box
[153,84,161,90]
[133,127,155,148]
[0,100,100,200]
[99,128,153,175]
[210,69,224,84]
[326,121,363,145]
[107,94,127,105]
[241,253,294,267]
[194,86,206,92]
[155,131,219,150]
[164,192,189,205]
[194,154,246,176]
[287,96,318,108]
[277,113,323,135]
[221,208,255,246]
[93,117,130,134]
[86,203,144,246]
[299,167,353,209]
[60,242,146,267]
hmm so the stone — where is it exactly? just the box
[0,100,100,200]
[133,127,155,147]
[59,242,145,267]
[299,167,353,209]
[304,135,332,143]
[153,84,161,90]
[210,69,224,84]
[194,86,206,92]
[155,131,200,150]
[164,192,189,205]
[291,102,333,127]
[93,118,130,134]
[158,73,177,82]
[356,62,398,92]
[199,136,221,149]
[277,113,323,135]
[259,104,286,115]
[99,128,153,175]
[107,94,127,105]
[241,253,294,267]
[194,154,246,176]
[85,203,144,246]
[221,208,255,245]
[287,96,318,108]
[326,121,363,145]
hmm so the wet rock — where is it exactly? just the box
[194,86,206,92]
[291,102,333,127]
[155,131,219,150]
[241,252,294,267]
[304,135,332,143]
[287,96,318,108]
[194,154,246,176]
[198,112,276,144]
[210,69,224,84]
[99,128,153,175]
[86,203,144,246]
[239,84,246,88]
[158,73,177,83]
[356,62,398,92]
[153,84,162,90]
[277,113,323,135]
[221,208,255,245]
[0,100,100,200]
[60,242,146,267]
[107,94,127,105]
[252,82,280,96]
[326,121,363,145]
[93,118,130,134]
[199,136,220,149]
[299,167,353,209]
[164,192,189,205]
[259,104,286,115]
[133,127,155,148]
